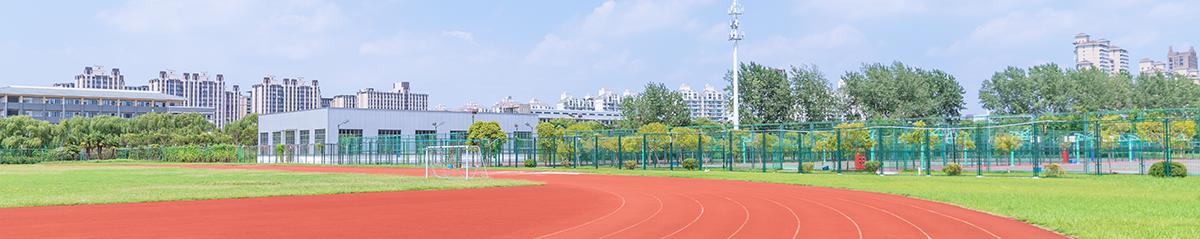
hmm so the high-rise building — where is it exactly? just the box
[1168,46,1198,78]
[354,82,428,110]
[678,84,728,121]
[555,88,633,111]
[1139,58,1170,74]
[330,95,356,108]
[148,70,244,127]
[1074,33,1129,75]
[251,76,321,114]
[54,66,128,90]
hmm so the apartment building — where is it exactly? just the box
[678,83,728,121]
[251,76,322,114]
[354,82,428,110]
[555,88,634,111]
[148,70,245,127]
[330,95,356,108]
[1074,33,1129,75]
[54,66,142,90]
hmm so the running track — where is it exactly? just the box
[0,165,1067,238]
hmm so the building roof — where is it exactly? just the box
[0,86,186,101]
[1076,33,1088,36]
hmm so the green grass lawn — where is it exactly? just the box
[0,165,539,208]
[490,166,1199,239]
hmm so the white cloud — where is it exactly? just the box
[524,34,602,65]
[96,0,346,59]
[441,31,475,43]
[931,8,1082,57]
[1146,2,1200,19]
[577,0,712,37]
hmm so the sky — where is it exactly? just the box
[1,0,1198,115]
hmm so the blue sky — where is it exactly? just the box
[2,0,1197,115]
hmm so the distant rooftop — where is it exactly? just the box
[0,86,185,101]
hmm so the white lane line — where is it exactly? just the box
[865,196,1002,239]
[660,193,705,239]
[725,197,750,239]
[598,192,663,239]
[756,196,800,239]
[828,196,931,239]
[785,195,862,239]
[533,187,627,239]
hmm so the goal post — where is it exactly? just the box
[424,145,488,179]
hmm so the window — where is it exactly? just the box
[48,111,61,118]
[378,129,403,136]
[154,101,165,107]
[260,132,269,146]
[65,98,81,105]
[314,129,326,144]
[136,101,150,107]
[101,100,116,106]
[449,131,468,140]
[285,131,296,144]
[338,129,363,138]
[22,97,41,103]
[272,132,281,145]
[45,98,61,104]
[299,130,310,145]
[121,100,134,106]
[6,109,18,116]
[4,96,17,103]
[84,99,99,105]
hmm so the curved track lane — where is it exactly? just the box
[0,165,1067,238]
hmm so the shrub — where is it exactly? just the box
[1043,163,1064,177]
[523,158,536,168]
[1149,161,1188,178]
[800,163,814,173]
[681,158,699,170]
[559,159,572,167]
[862,161,881,172]
[623,160,637,170]
[942,163,962,175]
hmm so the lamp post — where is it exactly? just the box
[728,0,744,130]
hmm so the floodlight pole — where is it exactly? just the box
[728,0,744,130]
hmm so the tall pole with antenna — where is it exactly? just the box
[728,0,744,130]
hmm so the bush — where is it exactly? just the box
[559,159,572,167]
[862,161,881,172]
[1149,161,1188,178]
[942,163,963,175]
[681,158,699,170]
[1043,163,1064,177]
[523,158,536,168]
[800,163,814,173]
[623,160,637,170]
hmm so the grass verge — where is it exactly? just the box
[496,166,1200,239]
[0,165,539,208]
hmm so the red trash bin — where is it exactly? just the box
[1061,148,1069,164]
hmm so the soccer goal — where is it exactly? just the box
[424,145,488,179]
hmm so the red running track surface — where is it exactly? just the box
[0,165,1067,238]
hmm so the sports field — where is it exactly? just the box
[2,164,1064,238]
[2,163,1193,238]
[0,165,537,207]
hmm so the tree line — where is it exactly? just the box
[613,61,1198,129]
[0,113,258,156]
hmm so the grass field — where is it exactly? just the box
[483,166,1197,239]
[0,164,539,208]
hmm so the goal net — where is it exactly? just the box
[424,145,488,179]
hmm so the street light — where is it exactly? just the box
[336,119,350,137]
[525,122,535,137]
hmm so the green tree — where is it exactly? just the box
[1133,72,1200,109]
[841,62,965,119]
[723,62,793,124]
[223,113,259,146]
[1068,68,1134,112]
[467,121,507,155]
[789,64,842,122]
[619,82,691,128]
[0,116,57,149]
